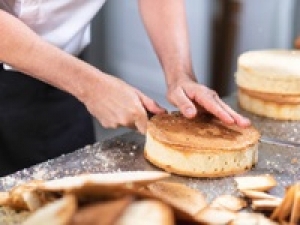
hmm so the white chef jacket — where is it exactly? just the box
[0,0,107,69]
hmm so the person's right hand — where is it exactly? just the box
[0,9,163,135]
[82,74,166,134]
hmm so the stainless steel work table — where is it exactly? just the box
[0,94,299,203]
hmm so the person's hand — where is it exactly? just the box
[83,74,165,134]
[166,77,251,127]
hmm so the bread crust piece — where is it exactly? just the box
[115,200,175,225]
[238,88,300,120]
[144,112,260,178]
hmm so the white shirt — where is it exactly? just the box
[0,0,106,69]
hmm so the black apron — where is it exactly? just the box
[0,55,95,176]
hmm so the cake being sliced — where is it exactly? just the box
[235,50,300,120]
[144,112,260,178]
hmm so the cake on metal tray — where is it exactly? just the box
[144,112,260,178]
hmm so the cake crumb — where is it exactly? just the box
[291,158,298,164]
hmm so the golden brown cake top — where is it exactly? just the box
[147,112,260,151]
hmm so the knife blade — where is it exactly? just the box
[260,135,300,148]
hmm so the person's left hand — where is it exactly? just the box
[166,77,251,127]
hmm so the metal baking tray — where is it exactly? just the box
[0,95,299,222]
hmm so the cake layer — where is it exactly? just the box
[238,89,300,120]
[144,112,260,178]
[147,112,260,151]
[238,87,300,104]
[145,132,258,178]
[236,50,300,94]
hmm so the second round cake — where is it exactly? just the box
[144,112,260,178]
[235,50,300,120]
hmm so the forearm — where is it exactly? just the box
[138,0,196,86]
[0,10,102,102]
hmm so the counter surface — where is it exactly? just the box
[0,95,299,203]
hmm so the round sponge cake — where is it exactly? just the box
[144,112,260,178]
[236,50,300,120]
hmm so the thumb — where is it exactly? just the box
[172,89,197,118]
[136,90,166,115]
[181,104,197,118]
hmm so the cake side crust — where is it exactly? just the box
[238,89,300,120]
[144,132,258,178]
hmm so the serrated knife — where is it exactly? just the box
[260,135,300,148]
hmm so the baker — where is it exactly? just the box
[0,0,250,176]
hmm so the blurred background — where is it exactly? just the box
[84,0,300,141]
